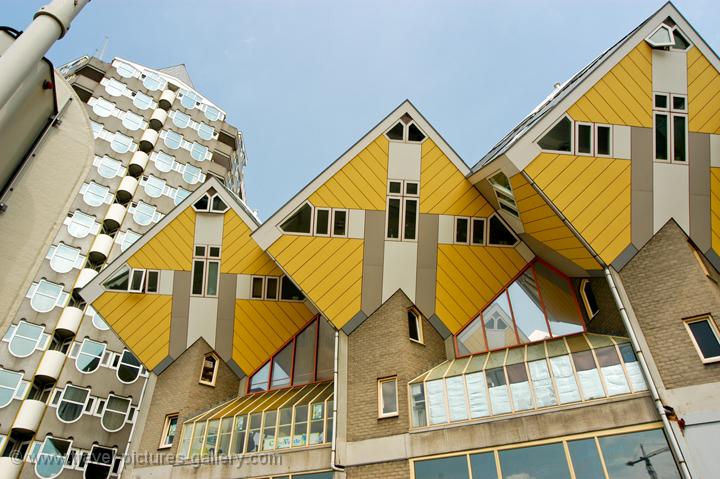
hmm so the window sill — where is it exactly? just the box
[700,357,720,365]
[198,381,216,387]
[409,339,425,346]
[378,413,399,420]
[157,444,172,450]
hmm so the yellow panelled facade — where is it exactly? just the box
[510,174,599,270]
[127,206,195,271]
[232,300,315,374]
[712,168,720,252]
[688,47,720,134]
[420,139,494,217]
[435,244,528,333]
[268,235,363,330]
[221,210,283,275]
[92,292,172,370]
[524,153,631,264]
[308,136,389,210]
[567,43,652,127]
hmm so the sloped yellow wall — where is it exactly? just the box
[688,47,720,134]
[127,207,195,271]
[221,210,283,275]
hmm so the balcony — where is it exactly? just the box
[149,108,167,130]
[89,233,114,263]
[139,129,158,153]
[128,150,149,177]
[75,268,98,290]
[103,203,127,232]
[159,89,176,110]
[0,457,22,478]
[116,175,138,203]
[56,306,83,335]
[35,349,66,381]
[12,399,46,433]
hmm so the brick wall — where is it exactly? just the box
[136,339,240,461]
[346,290,447,442]
[584,277,627,337]
[619,221,720,389]
[346,460,409,478]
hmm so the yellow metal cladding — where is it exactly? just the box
[420,139,495,216]
[232,300,315,374]
[127,206,195,271]
[510,174,599,270]
[268,235,363,329]
[308,135,389,210]
[567,43,652,127]
[525,153,631,264]
[688,47,720,133]
[712,168,720,252]
[436,244,528,333]
[92,292,172,370]
[221,210,283,275]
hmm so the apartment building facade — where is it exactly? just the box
[0,52,247,479]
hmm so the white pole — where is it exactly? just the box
[0,0,91,110]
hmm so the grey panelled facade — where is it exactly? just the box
[0,54,246,479]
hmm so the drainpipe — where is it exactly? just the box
[521,172,693,479]
[0,0,91,111]
[330,330,344,472]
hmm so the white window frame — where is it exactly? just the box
[314,208,331,236]
[684,316,720,364]
[535,114,574,155]
[594,124,613,158]
[128,269,146,293]
[26,280,69,313]
[408,309,423,344]
[72,338,107,374]
[486,212,520,247]
[653,92,688,164]
[34,436,73,479]
[191,245,221,298]
[279,202,315,236]
[93,155,125,179]
[56,385,91,424]
[574,121,594,156]
[378,376,399,418]
[64,210,100,239]
[488,171,519,218]
[199,353,219,386]
[0,368,28,408]
[454,216,470,245]
[46,243,85,274]
[331,208,349,238]
[251,276,265,300]
[579,279,599,321]
[159,413,179,449]
[115,350,145,384]
[471,218,486,246]
[3,321,50,358]
[101,394,132,432]
[386,180,419,242]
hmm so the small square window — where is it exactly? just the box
[455,217,469,244]
[378,377,398,418]
[471,218,486,245]
[265,277,279,300]
[684,317,720,363]
[195,246,206,257]
[389,181,402,194]
[405,182,419,196]
[654,94,668,110]
[672,95,687,112]
[208,246,221,258]
[251,277,264,299]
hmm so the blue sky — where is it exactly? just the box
[6,0,720,218]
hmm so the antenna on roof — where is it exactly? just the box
[94,36,109,61]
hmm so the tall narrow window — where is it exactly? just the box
[455,217,469,244]
[579,279,599,320]
[408,309,423,343]
[333,209,348,237]
[488,172,519,217]
[159,414,179,448]
[576,123,593,155]
[315,208,330,236]
[386,180,418,241]
[378,377,398,418]
[684,316,720,363]
[191,245,220,297]
[471,218,486,245]
[596,125,612,156]
[199,353,219,386]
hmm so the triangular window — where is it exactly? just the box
[211,195,228,212]
[408,123,426,142]
[538,116,572,152]
[386,122,404,140]
[104,266,130,291]
[487,214,518,246]
[193,194,210,212]
[672,28,691,50]
[646,24,674,48]
[280,203,313,234]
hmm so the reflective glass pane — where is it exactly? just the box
[426,379,447,424]
[292,323,317,385]
[316,319,335,381]
[133,92,153,110]
[457,316,487,355]
[688,320,720,359]
[486,367,511,414]
[249,362,269,392]
[599,429,680,479]
[446,376,468,421]
[508,269,550,343]
[568,438,605,479]
[483,293,518,350]
[499,442,571,479]
[270,342,292,388]
[281,203,312,234]
[534,263,584,337]
[596,346,630,396]
[465,372,490,418]
[470,451,498,479]
[550,355,581,403]
[528,359,557,407]
[410,383,427,427]
[414,455,469,479]
[655,114,669,160]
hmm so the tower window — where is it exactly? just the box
[684,316,720,363]
[579,279,600,320]
[408,309,423,343]
[199,353,219,386]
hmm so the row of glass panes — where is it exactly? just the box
[412,427,680,479]
[179,383,333,458]
[410,337,647,427]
